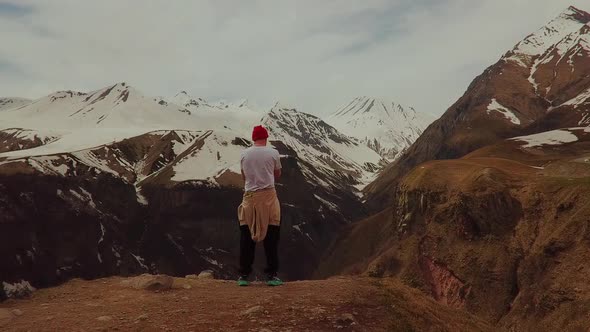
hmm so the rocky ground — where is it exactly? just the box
[0,275,490,332]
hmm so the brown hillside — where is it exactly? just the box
[320,129,590,331]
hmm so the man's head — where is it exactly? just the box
[252,125,269,146]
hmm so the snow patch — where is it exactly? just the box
[511,129,578,148]
[202,256,223,268]
[132,254,148,270]
[98,223,105,244]
[314,194,339,211]
[561,87,590,108]
[167,234,185,255]
[135,188,148,205]
[486,99,521,125]
[171,131,244,182]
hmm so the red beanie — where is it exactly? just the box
[252,125,269,141]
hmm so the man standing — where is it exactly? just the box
[237,125,283,287]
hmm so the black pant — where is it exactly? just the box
[239,225,280,276]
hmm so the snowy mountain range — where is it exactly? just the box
[0,83,386,193]
[0,82,398,287]
[325,96,431,160]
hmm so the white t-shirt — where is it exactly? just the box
[240,146,282,192]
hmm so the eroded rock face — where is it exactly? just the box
[0,172,148,294]
[321,130,590,329]
[419,257,471,308]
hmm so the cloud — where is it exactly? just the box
[0,59,23,74]
[0,0,588,116]
[0,2,34,17]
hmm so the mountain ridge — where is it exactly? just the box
[325,96,432,160]
[366,5,590,208]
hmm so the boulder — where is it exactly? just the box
[335,313,356,326]
[2,280,35,299]
[198,270,215,279]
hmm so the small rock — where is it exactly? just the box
[309,307,326,315]
[240,305,264,316]
[185,274,199,280]
[181,296,189,300]
[122,274,174,291]
[335,313,356,326]
[11,309,23,316]
[183,284,192,290]
[137,314,149,321]
[198,270,215,279]
[97,316,112,322]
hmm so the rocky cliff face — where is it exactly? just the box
[320,127,590,330]
[0,129,372,297]
[320,7,590,330]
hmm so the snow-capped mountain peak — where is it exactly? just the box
[333,96,419,120]
[262,106,382,188]
[169,91,254,114]
[270,101,297,112]
[171,90,208,109]
[499,6,590,101]
[325,96,432,160]
[506,6,590,65]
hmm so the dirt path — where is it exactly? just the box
[0,276,491,331]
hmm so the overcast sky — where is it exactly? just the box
[1,1,589,116]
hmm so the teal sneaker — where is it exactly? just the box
[237,275,250,287]
[266,275,284,287]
